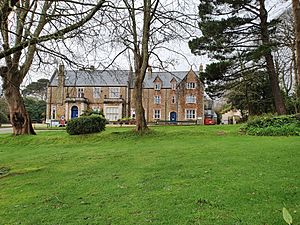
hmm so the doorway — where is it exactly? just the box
[71,106,79,119]
[170,111,177,122]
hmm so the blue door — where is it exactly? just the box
[170,112,177,122]
[71,106,78,119]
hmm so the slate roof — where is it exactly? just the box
[49,69,194,88]
[50,70,130,87]
[143,71,188,88]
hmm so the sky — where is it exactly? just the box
[0,0,294,88]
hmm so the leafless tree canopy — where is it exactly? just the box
[0,0,107,135]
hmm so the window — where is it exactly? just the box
[171,83,176,90]
[109,87,120,98]
[171,96,176,104]
[186,95,196,103]
[186,82,196,89]
[77,88,84,98]
[105,107,120,121]
[154,109,161,119]
[131,109,136,118]
[51,105,56,119]
[154,95,161,104]
[186,109,196,119]
[154,83,161,90]
[93,87,101,98]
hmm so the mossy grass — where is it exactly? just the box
[0,125,299,224]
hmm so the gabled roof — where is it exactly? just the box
[143,71,191,88]
[49,69,198,88]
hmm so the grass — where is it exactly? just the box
[0,125,299,225]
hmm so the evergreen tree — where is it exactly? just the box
[22,79,49,100]
[189,0,286,115]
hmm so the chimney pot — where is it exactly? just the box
[147,66,152,78]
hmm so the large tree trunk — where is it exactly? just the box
[265,53,287,114]
[292,0,300,87]
[134,71,148,132]
[1,68,36,135]
[131,0,152,133]
[258,0,287,115]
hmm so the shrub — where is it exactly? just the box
[244,114,300,136]
[66,115,106,135]
[81,108,104,117]
[0,111,9,124]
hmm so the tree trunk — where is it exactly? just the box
[1,69,36,135]
[258,0,287,115]
[134,72,148,132]
[264,53,287,114]
[292,0,300,87]
[131,0,151,133]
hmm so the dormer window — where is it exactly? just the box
[154,83,161,90]
[186,82,196,89]
[171,83,176,90]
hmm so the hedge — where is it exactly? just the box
[244,114,300,136]
[66,115,106,135]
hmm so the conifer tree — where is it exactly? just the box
[189,0,287,115]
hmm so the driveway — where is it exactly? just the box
[0,127,12,134]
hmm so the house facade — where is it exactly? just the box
[46,65,204,124]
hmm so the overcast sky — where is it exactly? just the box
[1,0,294,87]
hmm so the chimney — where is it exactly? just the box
[58,64,65,87]
[199,64,204,73]
[147,66,153,78]
[57,64,65,104]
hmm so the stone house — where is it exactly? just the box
[46,65,204,123]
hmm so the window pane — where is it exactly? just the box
[109,87,120,98]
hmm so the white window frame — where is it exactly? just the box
[77,88,84,98]
[154,95,161,104]
[154,83,161,90]
[93,87,101,99]
[186,82,196,89]
[109,87,120,98]
[186,95,196,103]
[186,109,196,119]
[154,109,161,119]
[105,106,120,121]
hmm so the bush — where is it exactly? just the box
[244,114,300,136]
[0,111,9,124]
[66,115,106,135]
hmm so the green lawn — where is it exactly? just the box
[0,125,299,225]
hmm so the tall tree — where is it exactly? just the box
[22,78,49,100]
[292,0,300,88]
[189,0,287,115]
[123,0,156,132]
[102,0,196,132]
[0,0,106,135]
[24,97,46,123]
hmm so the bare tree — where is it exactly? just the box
[103,0,197,132]
[0,0,106,135]
[273,10,295,93]
[292,0,300,87]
